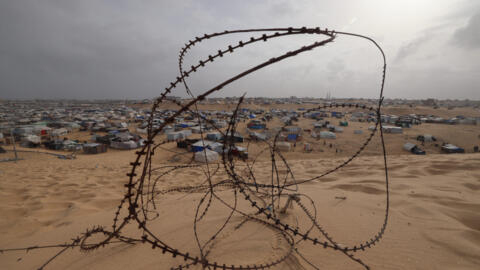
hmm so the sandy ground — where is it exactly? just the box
[0,143,479,269]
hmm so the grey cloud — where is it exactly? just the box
[395,32,433,62]
[452,11,480,49]
[0,1,479,100]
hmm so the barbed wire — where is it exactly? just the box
[0,27,389,269]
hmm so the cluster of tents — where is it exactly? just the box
[176,136,248,163]
[403,134,466,155]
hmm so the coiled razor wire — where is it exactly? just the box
[0,27,389,270]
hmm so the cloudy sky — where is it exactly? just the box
[1,0,479,100]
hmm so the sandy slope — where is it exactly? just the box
[0,148,479,269]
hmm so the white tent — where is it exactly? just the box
[136,128,147,134]
[190,126,205,134]
[206,132,222,141]
[194,149,219,163]
[383,126,403,134]
[319,131,336,139]
[110,140,138,150]
[275,142,291,152]
[24,134,41,144]
[334,126,344,133]
[403,142,416,152]
[52,128,68,136]
[166,131,190,141]
[423,134,434,142]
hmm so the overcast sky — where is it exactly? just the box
[1,0,479,100]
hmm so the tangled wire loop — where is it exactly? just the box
[1,27,389,270]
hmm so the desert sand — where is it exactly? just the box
[0,142,479,269]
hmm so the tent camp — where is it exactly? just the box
[194,149,219,163]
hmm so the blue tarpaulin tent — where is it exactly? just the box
[287,134,298,141]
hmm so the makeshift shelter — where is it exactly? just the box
[247,120,266,130]
[249,132,268,141]
[313,122,325,129]
[136,128,147,134]
[206,132,223,141]
[109,132,142,150]
[331,112,343,118]
[52,128,68,137]
[416,134,436,142]
[110,140,138,150]
[382,126,403,134]
[44,140,64,150]
[283,126,302,134]
[210,142,225,153]
[354,130,363,134]
[33,126,51,136]
[166,130,190,141]
[339,121,348,127]
[287,134,298,141]
[12,126,34,136]
[190,126,205,134]
[83,143,107,154]
[194,149,219,163]
[223,131,244,143]
[162,126,175,134]
[304,143,312,152]
[176,139,197,149]
[63,140,82,151]
[319,131,336,139]
[166,131,181,141]
[191,140,216,152]
[20,135,41,147]
[275,142,291,152]
[441,144,465,154]
[95,134,115,145]
[403,142,426,155]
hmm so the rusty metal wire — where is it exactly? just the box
[0,27,389,269]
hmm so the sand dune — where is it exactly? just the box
[0,148,479,269]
